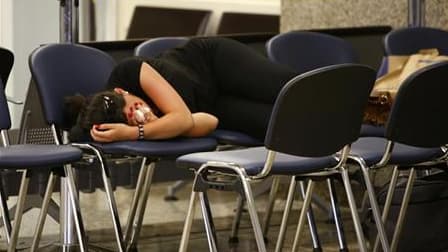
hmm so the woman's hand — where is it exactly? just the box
[90,123,138,142]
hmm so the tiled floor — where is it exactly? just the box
[2,177,365,251]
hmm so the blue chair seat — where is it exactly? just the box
[351,137,444,166]
[210,129,262,147]
[92,137,217,158]
[177,146,337,176]
[0,145,83,168]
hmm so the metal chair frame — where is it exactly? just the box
[176,64,377,252]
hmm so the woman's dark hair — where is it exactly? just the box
[64,90,127,141]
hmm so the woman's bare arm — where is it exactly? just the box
[91,62,217,142]
[136,62,195,139]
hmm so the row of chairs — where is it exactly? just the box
[136,27,448,252]
[0,26,447,252]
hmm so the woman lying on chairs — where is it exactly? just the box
[65,37,297,142]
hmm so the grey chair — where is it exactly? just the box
[0,76,87,251]
[265,30,370,250]
[384,26,448,55]
[348,61,448,252]
[377,26,448,78]
[176,64,376,252]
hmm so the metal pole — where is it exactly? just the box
[408,0,426,27]
[59,0,80,248]
[60,130,77,247]
[59,0,79,43]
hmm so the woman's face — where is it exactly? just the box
[115,88,158,125]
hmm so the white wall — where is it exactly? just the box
[0,0,59,128]
[99,0,280,41]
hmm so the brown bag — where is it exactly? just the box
[363,49,448,126]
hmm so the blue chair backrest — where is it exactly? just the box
[266,31,358,75]
[135,37,189,57]
[386,61,448,148]
[384,27,448,55]
[0,80,11,130]
[265,64,376,157]
[29,43,116,127]
[0,47,14,89]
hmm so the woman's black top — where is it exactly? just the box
[107,37,296,140]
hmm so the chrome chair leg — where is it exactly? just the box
[357,160,391,252]
[0,174,12,244]
[30,172,57,252]
[390,168,416,252]
[99,156,126,252]
[373,166,400,252]
[291,179,315,252]
[229,195,244,243]
[261,176,280,238]
[165,180,188,201]
[124,159,148,244]
[126,162,156,251]
[340,167,368,252]
[327,178,347,251]
[179,190,198,252]
[199,191,219,252]
[238,173,267,252]
[275,176,297,252]
[64,165,88,252]
[8,170,30,252]
[74,143,126,252]
[299,180,322,251]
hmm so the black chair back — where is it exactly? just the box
[135,37,188,57]
[0,47,13,88]
[265,64,375,157]
[266,31,358,75]
[0,80,11,130]
[386,61,448,147]
[29,43,116,127]
[385,27,448,55]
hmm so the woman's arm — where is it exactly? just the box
[136,62,194,139]
[91,62,217,142]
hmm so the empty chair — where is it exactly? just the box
[376,27,448,78]
[264,30,377,250]
[348,61,448,252]
[176,64,376,252]
[384,27,448,55]
[266,31,384,135]
[266,31,358,75]
[29,43,218,251]
[0,76,87,251]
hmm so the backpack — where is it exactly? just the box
[368,171,448,252]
